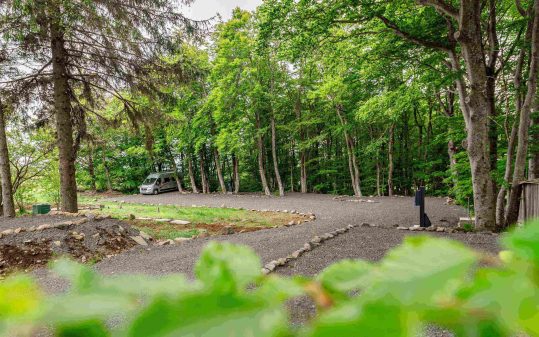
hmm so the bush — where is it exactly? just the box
[2,221,539,337]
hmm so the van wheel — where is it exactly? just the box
[153,189,159,195]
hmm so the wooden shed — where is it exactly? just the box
[519,180,539,223]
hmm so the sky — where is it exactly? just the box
[183,0,264,21]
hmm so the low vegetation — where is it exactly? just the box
[87,201,307,240]
[2,220,538,337]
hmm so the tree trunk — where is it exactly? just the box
[496,119,518,225]
[256,112,271,196]
[188,155,199,193]
[530,114,539,179]
[232,154,240,194]
[506,0,539,226]
[170,156,184,193]
[388,124,395,196]
[335,104,361,196]
[0,102,15,217]
[101,150,113,192]
[270,116,284,196]
[50,19,78,212]
[376,158,381,197]
[214,148,227,193]
[199,150,209,194]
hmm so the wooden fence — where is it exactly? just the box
[519,180,539,223]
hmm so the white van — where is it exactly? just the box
[139,172,178,195]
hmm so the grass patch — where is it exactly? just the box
[87,201,307,240]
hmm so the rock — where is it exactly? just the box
[26,226,36,232]
[311,236,322,245]
[303,243,312,251]
[135,217,152,221]
[323,233,334,240]
[170,220,191,225]
[282,210,289,213]
[1,229,14,235]
[72,234,85,240]
[309,215,316,220]
[14,227,23,234]
[397,226,409,230]
[261,268,271,275]
[155,219,172,223]
[436,227,446,232]
[264,262,276,271]
[336,228,346,234]
[73,218,88,225]
[139,231,152,240]
[292,250,302,259]
[53,241,62,247]
[157,239,174,246]
[130,236,148,246]
[360,223,370,227]
[447,228,456,233]
[86,213,97,220]
[92,233,100,239]
[287,221,295,226]
[276,258,287,266]
[173,237,191,244]
[295,220,302,225]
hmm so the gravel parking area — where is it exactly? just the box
[22,192,500,336]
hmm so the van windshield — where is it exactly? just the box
[143,178,158,185]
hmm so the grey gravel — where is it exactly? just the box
[17,192,500,337]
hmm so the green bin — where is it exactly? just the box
[32,204,51,215]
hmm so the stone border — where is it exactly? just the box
[261,222,373,274]
[0,218,90,238]
[395,225,498,235]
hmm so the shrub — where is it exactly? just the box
[1,221,539,337]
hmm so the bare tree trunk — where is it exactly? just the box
[188,155,199,193]
[199,150,209,194]
[270,116,284,196]
[530,114,539,179]
[0,102,15,217]
[388,124,395,196]
[170,157,184,193]
[50,18,78,212]
[256,112,271,196]
[300,151,307,193]
[232,154,240,194]
[506,0,539,225]
[335,105,362,196]
[376,159,381,197]
[214,148,227,193]
[101,150,113,192]
[496,119,518,225]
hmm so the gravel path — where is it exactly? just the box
[27,192,500,336]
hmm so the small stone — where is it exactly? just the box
[295,220,302,225]
[53,241,62,247]
[261,268,271,275]
[81,256,87,263]
[276,258,287,266]
[311,236,322,244]
[155,219,172,223]
[23,239,32,243]
[303,243,312,251]
[14,227,23,233]
[397,226,409,230]
[426,226,436,232]
[309,215,316,220]
[282,210,289,213]
[360,223,370,227]
[436,227,446,232]
[1,229,14,235]
[92,233,100,239]
[264,262,276,271]
[170,220,191,225]
[292,250,302,258]
[131,236,148,246]
[139,231,152,240]
[286,221,295,226]
[173,237,191,244]
[72,234,85,240]
[74,218,89,225]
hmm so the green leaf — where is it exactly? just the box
[56,320,110,337]
[51,259,99,293]
[502,220,539,266]
[317,260,372,296]
[127,293,288,337]
[195,242,261,293]
[373,236,477,307]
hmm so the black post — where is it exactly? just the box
[414,186,431,227]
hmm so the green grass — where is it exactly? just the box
[97,202,297,227]
[82,200,304,240]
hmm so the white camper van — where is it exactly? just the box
[139,172,178,195]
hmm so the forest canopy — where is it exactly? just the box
[1,0,538,230]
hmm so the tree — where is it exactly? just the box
[0,0,198,212]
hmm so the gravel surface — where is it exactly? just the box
[23,192,501,336]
